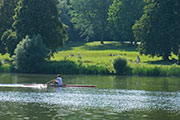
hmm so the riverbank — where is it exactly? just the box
[0,41,180,76]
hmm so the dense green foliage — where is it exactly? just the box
[13,35,48,73]
[42,60,79,74]
[1,29,18,56]
[0,64,11,73]
[0,0,19,54]
[131,64,180,77]
[108,0,144,43]
[69,0,113,43]
[113,57,128,75]
[58,0,81,42]
[133,0,180,61]
[13,0,67,54]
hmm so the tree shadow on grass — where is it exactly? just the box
[82,42,137,51]
[58,41,137,52]
[145,59,177,65]
[58,41,87,51]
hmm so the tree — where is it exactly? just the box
[13,35,48,73]
[13,0,67,55]
[0,0,19,54]
[108,0,144,44]
[133,0,180,61]
[58,0,81,42]
[1,29,18,56]
[69,0,113,44]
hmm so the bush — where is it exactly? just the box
[168,64,180,77]
[132,65,161,76]
[82,64,110,74]
[0,64,11,72]
[39,60,110,75]
[41,60,80,74]
[113,57,128,75]
[13,35,48,73]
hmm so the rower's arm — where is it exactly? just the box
[46,79,56,84]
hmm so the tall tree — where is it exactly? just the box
[0,0,19,54]
[133,0,180,61]
[108,0,144,44]
[58,0,81,42]
[69,0,113,44]
[13,0,67,54]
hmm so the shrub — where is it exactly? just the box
[113,57,128,75]
[0,64,11,72]
[82,64,110,74]
[146,67,160,76]
[168,64,180,77]
[132,65,161,76]
[41,60,79,74]
[13,35,48,73]
[40,60,110,75]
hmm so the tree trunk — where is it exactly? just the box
[162,55,169,61]
[130,41,133,46]
[100,33,104,44]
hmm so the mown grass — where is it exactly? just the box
[0,41,180,76]
[52,41,165,71]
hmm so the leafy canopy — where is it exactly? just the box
[69,0,113,43]
[0,0,19,54]
[13,0,67,54]
[108,0,144,42]
[133,0,180,61]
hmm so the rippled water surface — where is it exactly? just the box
[0,73,180,120]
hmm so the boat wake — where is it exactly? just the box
[0,84,47,89]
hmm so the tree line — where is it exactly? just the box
[0,0,180,64]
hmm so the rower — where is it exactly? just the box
[55,74,63,85]
[46,74,63,86]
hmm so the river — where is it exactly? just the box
[0,73,180,120]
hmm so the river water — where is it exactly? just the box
[0,73,180,120]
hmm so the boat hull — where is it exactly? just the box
[48,84,96,88]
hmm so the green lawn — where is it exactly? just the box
[51,41,174,72]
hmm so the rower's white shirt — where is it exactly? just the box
[57,77,62,85]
